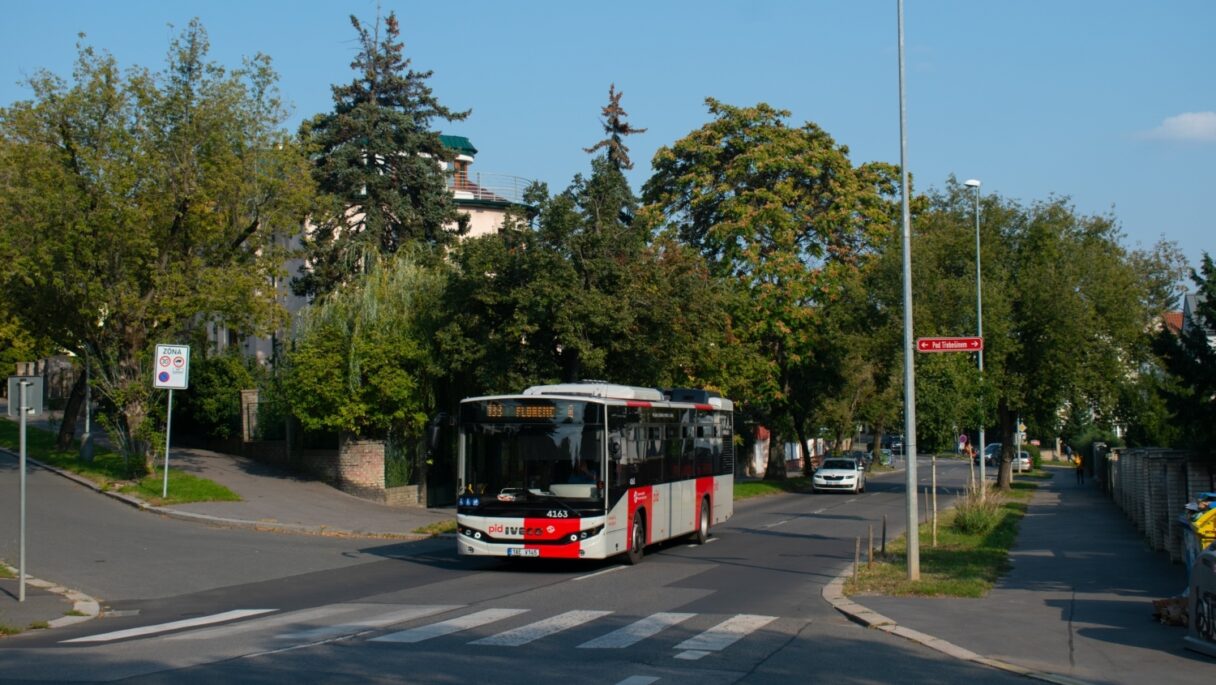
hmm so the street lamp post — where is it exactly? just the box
[898,0,920,580]
[964,179,985,492]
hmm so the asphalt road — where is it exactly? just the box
[0,456,1025,684]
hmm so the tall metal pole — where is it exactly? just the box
[968,180,985,492]
[18,379,28,602]
[897,0,920,580]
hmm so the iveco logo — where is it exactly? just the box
[489,524,547,537]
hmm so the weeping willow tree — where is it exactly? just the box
[281,252,447,485]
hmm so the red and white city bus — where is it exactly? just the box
[456,383,734,563]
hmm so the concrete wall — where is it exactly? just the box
[1106,448,1202,564]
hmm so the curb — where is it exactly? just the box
[1,448,440,541]
[822,567,1087,684]
[0,561,101,630]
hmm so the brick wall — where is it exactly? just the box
[386,485,423,507]
[337,435,386,500]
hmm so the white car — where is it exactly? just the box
[1010,450,1032,471]
[813,458,866,494]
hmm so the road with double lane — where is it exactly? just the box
[0,455,1021,684]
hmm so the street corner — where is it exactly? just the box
[0,563,100,636]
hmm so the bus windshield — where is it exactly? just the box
[461,400,604,504]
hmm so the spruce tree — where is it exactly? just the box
[583,83,647,171]
[295,11,469,298]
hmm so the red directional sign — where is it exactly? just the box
[917,336,983,353]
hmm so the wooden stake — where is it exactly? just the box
[868,524,874,567]
[854,537,861,581]
[932,455,938,548]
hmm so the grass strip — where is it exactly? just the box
[845,480,1037,598]
[120,469,241,506]
[413,520,458,537]
[734,477,812,499]
[0,419,239,505]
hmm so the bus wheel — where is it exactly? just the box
[626,512,645,565]
[692,498,710,545]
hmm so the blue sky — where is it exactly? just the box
[2,1,1212,280]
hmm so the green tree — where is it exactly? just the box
[282,252,444,444]
[1153,253,1216,457]
[0,24,313,469]
[911,183,1184,487]
[641,99,898,478]
[176,350,262,440]
[294,11,469,298]
[437,92,734,406]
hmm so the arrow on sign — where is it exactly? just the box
[916,336,984,353]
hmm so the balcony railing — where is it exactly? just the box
[447,172,533,205]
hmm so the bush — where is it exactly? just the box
[952,485,1003,534]
[1027,443,1042,469]
[177,352,261,440]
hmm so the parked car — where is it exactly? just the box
[848,450,871,470]
[974,442,1002,466]
[973,442,1031,470]
[813,457,866,494]
[1010,450,1032,471]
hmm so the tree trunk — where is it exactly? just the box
[792,420,813,476]
[995,400,1016,489]
[873,422,886,465]
[56,368,87,450]
[739,424,757,477]
[120,397,154,474]
[764,427,786,480]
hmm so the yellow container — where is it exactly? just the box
[1194,507,1216,550]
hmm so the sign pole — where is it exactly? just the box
[18,380,28,602]
[153,343,189,498]
[163,389,173,498]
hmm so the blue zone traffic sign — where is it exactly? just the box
[153,344,190,390]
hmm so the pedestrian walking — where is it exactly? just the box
[1073,451,1084,485]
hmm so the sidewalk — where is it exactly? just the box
[826,470,1212,683]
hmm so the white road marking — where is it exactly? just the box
[673,614,777,654]
[675,649,712,661]
[470,610,613,646]
[371,608,528,644]
[615,677,660,685]
[275,604,461,641]
[166,604,364,641]
[761,519,789,528]
[574,565,626,581]
[578,613,695,649]
[812,508,826,514]
[63,609,276,643]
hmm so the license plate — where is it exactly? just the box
[507,548,539,557]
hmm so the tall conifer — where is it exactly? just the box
[296,11,469,298]
[584,84,647,171]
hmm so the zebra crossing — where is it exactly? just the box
[64,603,780,659]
